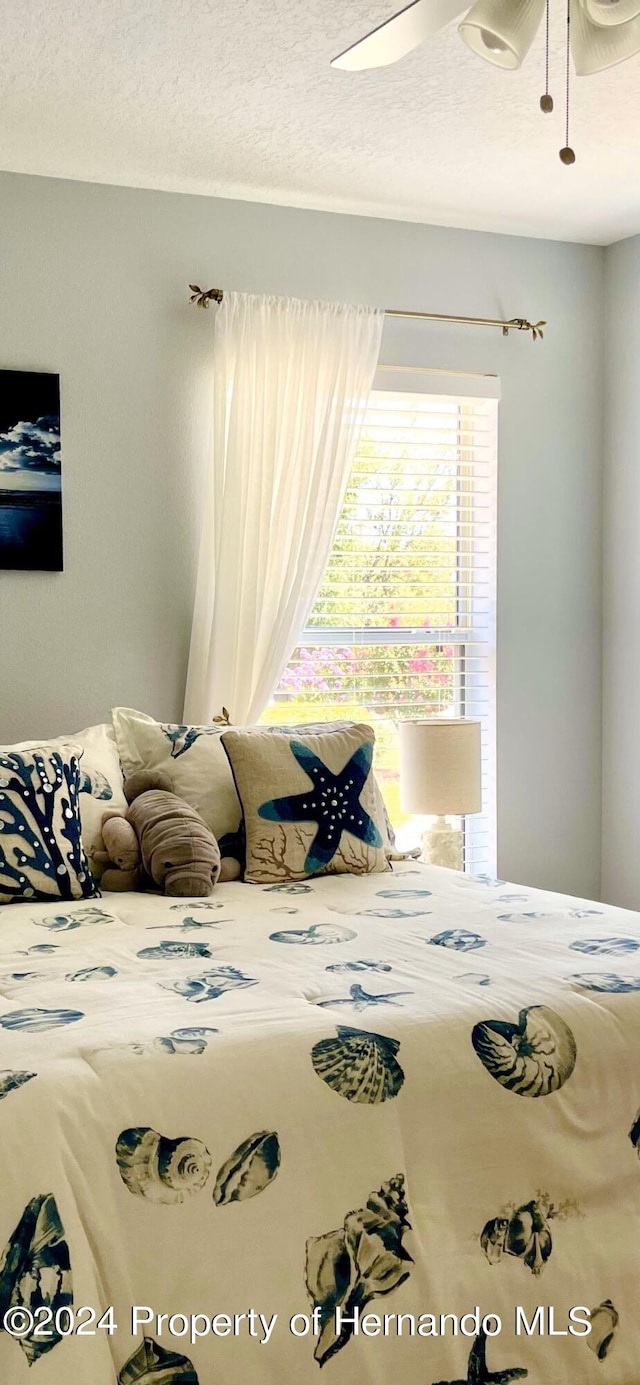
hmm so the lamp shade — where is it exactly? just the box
[571,0,640,71]
[458,0,546,69]
[400,719,482,816]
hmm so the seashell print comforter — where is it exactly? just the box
[0,865,638,1384]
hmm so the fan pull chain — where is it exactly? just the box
[540,0,553,113]
[559,0,576,164]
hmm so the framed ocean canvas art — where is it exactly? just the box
[0,369,62,571]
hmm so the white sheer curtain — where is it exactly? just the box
[184,292,383,725]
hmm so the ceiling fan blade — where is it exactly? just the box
[331,0,468,70]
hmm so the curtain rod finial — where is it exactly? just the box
[189,285,223,308]
[502,318,546,340]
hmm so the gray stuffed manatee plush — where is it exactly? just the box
[97,770,240,896]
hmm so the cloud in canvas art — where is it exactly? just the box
[0,416,61,474]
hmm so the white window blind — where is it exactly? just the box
[262,381,498,873]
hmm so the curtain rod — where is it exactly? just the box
[188,285,546,342]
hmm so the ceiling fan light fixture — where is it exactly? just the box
[331,0,640,167]
[458,0,546,69]
[584,0,640,26]
[571,0,640,71]
[479,27,510,52]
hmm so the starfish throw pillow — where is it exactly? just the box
[221,724,391,884]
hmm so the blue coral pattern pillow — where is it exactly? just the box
[0,748,99,904]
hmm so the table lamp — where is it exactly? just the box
[399,718,482,870]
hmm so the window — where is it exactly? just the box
[261,374,498,873]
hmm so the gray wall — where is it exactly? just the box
[0,172,604,897]
[602,234,640,907]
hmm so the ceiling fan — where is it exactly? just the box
[331,0,640,162]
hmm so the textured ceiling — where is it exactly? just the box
[0,0,639,243]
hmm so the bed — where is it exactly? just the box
[0,863,638,1385]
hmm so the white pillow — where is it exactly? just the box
[7,723,127,868]
[110,708,242,848]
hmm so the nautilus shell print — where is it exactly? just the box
[586,1300,618,1359]
[481,1200,552,1276]
[116,1128,212,1204]
[471,1005,577,1097]
[269,924,356,945]
[118,1336,199,1383]
[311,1025,405,1103]
[213,1131,281,1204]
